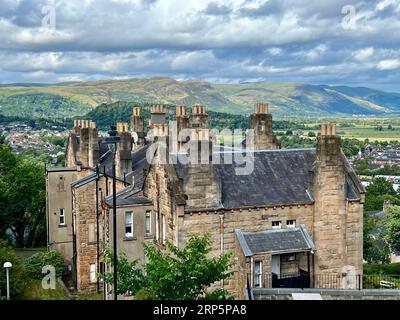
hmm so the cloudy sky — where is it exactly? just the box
[0,0,399,91]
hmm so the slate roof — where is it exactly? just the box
[171,148,364,209]
[71,172,100,188]
[129,144,150,190]
[235,225,316,256]
[105,186,152,207]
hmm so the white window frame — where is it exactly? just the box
[287,220,296,228]
[272,220,281,229]
[125,212,133,238]
[254,261,262,288]
[145,211,152,235]
[59,208,65,226]
[89,264,96,283]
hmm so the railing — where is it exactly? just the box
[251,273,400,290]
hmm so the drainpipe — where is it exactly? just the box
[71,188,77,289]
[45,167,50,251]
[219,214,224,288]
[95,165,100,293]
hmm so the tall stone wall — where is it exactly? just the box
[312,123,363,287]
[46,170,77,269]
[144,164,178,246]
[73,176,125,293]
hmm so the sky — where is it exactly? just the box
[0,0,399,92]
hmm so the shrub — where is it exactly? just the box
[133,287,159,300]
[24,251,64,280]
[0,239,26,298]
[364,263,400,275]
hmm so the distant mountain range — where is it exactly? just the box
[0,77,399,119]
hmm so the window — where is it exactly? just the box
[89,264,96,283]
[272,221,281,229]
[287,220,296,228]
[146,211,152,235]
[125,212,133,237]
[59,208,65,226]
[254,261,262,288]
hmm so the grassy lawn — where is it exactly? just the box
[21,280,68,300]
[20,279,103,300]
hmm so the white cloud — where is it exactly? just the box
[377,59,400,70]
[353,47,374,61]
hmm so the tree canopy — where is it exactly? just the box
[0,143,46,247]
[101,234,233,300]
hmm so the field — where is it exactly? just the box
[291,117,400,142]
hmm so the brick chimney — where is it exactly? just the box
[75,120,99,169]
[250,103,280,150]
[190,104,208,129]
[131,107,145,147]
[312,123,348,281]
[115,122,133,179]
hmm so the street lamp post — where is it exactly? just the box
[105,125,120,301]
[3,262,12,300]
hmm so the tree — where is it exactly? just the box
[307,131,316,137]
[0,154,46,247]
[0,239,26,298]
[382,205,400,253]
[364,178,399,212]
[101,234,233,300]
[363,213,390,263]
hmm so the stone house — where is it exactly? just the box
[46,103,365,298]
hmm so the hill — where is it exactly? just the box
[0,77,399,119]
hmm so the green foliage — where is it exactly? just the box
[0,93,90,119]
[0,150,46,247]
[364,263,400,275]
[279,135,315,149]
[0,239,26,298]
[381,206,400,253]
[101,234,233,300]
[363,213,390,263]
[341,138,365,157]
[364,178,400,212]
[201,288,235,300]
[24,251,64,280]
[307,131,316,137]
[133,287,158,300]
[102,247,148,296]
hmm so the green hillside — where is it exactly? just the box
[0,77,399,119]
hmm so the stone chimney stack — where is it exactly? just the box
[183,128,220,209]
[149,104,167,127]
[250,103,280,150]
[76,120,99,168]
[115,122,133,179]
[312,123,348,283]
[190,104,208,129]
[148,123,170,164]
[171,105,190,153]
[131,107,145,147]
